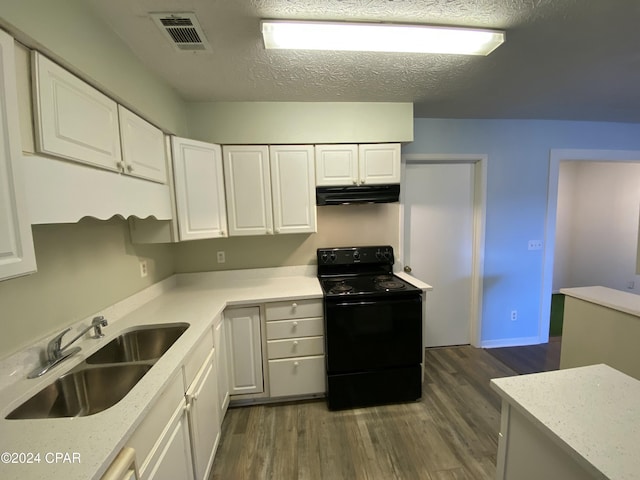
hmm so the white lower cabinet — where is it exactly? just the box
[224,306,264,396]
[265,299,325,398]
[126,372,194,480]
[496,402,591,480]
[185,349,220,480]
[145,402,194,480]
[214,318,230,417]
[127,327,224,480]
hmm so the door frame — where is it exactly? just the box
[540,148,640,342]
[399,154,488,347]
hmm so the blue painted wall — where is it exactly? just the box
[405,119,640,345]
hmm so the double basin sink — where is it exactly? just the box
[6,323,189,420]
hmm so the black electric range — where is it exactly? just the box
[317,246,423,410]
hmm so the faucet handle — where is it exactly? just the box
[47,328,70,360]
[92,316,108,338]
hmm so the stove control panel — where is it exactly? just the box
[317,246,394,265]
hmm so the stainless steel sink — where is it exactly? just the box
[6,364,151,419]
[85,323,189,364]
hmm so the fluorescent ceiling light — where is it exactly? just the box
[261,20,505,55]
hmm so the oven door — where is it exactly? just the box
[325,295,422,373]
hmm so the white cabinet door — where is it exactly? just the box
[186,350,220,480]
[0,31,36,281]
[358,143,401,185]
[32,52,122,171]
[223,145,273,236]
[269,145,317,234]
[315,144,358,186]
[214,318,230,418]
[118,106,166,183]
[145,400,194,480]
[225,306,264,395]
[172,137,228,241]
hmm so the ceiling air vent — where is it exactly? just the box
[150,13,211,52]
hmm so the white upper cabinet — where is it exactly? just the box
[32,52,122,172]
[269,145,316,234]
[0,31,36,281]
[223,145,316,236]
[223,145,273,236]
[172,137,227,241]
[315,144,359,186]
[118,106,166,183]
[358,143,401,185]
[315,143,401,186]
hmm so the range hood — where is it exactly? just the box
[316,184,400,205]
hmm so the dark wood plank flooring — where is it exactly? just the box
[484,337,562,374]
[210,346,518,480]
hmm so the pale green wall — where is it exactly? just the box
[0,0,188,135]
[174,204,400,272]
[0,219,174,359]
[0,2,186,360]
[187,102,413,144]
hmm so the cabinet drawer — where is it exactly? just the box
[265,299,323,321]
[267,336,324,359]
[266,317,323,340]
[268,356,326,397]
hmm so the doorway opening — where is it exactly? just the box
[541,149,640,342]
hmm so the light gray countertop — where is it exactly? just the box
[560,286,640,318]
[491,364,640,480]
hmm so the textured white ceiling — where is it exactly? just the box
[88,0,640,122]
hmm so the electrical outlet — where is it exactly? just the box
[217,251,226,264]
[510,310,518,321]
[527,240,543,251]
[139,260,148,278]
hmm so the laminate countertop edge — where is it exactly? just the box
[560,286,640,318]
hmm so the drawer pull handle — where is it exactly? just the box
[292,321,298,327]
[293,340,299,346]
[294,361,300,367]
[292,302,298,309]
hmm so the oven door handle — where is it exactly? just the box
[330,297,421,308]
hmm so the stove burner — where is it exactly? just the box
[376,281,406,291]
[329,281,354,294]
[374,275,394,283]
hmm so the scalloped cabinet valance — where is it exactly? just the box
[25,51,172,224]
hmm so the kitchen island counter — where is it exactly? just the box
[559,286,640,380]
[491,364,640,480]
[560,286,640,317]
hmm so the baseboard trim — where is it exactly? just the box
[481,336,542,349]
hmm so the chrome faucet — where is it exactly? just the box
[28,316,108,379]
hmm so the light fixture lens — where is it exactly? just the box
[261,20,505,55]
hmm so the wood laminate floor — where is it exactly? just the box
[484,336,562,375]
[210,346,517,480]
